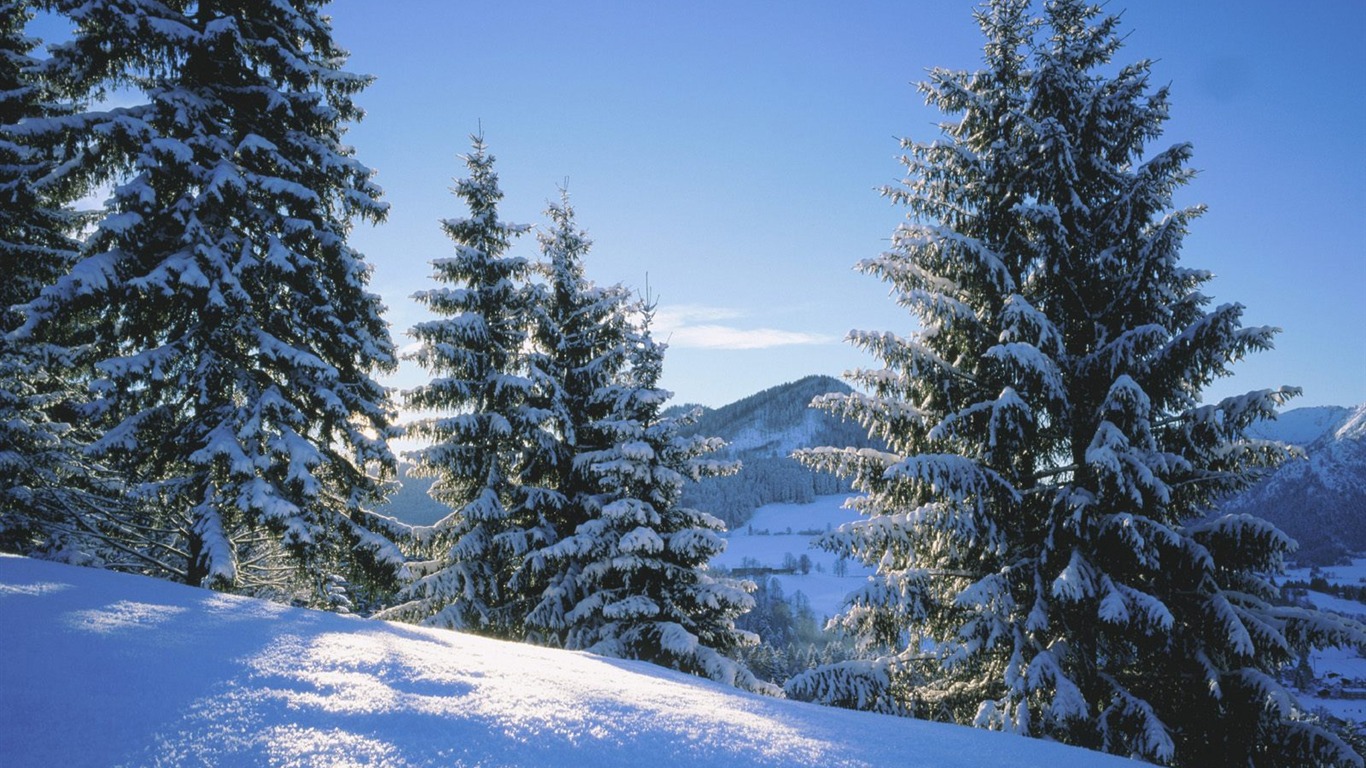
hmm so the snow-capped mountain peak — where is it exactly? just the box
[1222,403,1366,565]
[1333,403,1366,443]
[1246,404,1355,447]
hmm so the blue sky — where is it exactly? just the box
[32,2,1366,410]
[326,0,1365,410]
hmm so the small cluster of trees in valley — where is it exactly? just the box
[2,0,1363,765]
[1284,574,1366,607]
[733,577,855,686]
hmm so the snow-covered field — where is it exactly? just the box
[1282,558,1366,724]
[0,554,1147,768]
[1286,559,1366,594]
[712,495,868,619]
[1306,645,1366,724]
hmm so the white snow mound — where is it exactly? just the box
[0,554,1140,767]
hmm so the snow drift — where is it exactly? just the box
[0,554,1143,767]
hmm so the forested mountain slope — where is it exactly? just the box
[380,376,878,530]
[377,462,450,527]
[676,375,880,529]
[381,383,1366,564]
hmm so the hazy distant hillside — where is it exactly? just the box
[1247,405,1356,446]
[679,375,879,530]
[378,389,1366,561]
[377,376,873,529]
[683,375,871,459]
[1223,404,1366,566]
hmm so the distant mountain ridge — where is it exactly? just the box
[1224,403,1366,565]
[678,392,1366,553]
[377,382,1366,561]
[378,463,448,526]
[677,375,880,529]
[378,375,876,529]
[1246,405,1357,446]
[681,375,871,460]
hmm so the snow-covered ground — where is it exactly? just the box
[1285,559,1366,592]
[1281,558,1366,725]
[0,554,1146,768]
[716,498,1366,729]
[1305,645,1366,724]
[1304,589,1366,622]
[711,495,869,619]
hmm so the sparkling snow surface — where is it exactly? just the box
[0,554,1141,767]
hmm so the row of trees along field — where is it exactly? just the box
[2,0,1363,765]
[0,0,767,692]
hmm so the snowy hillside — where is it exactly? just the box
[376,375,872,529]
[1223,403,1366,564]
[1247,405,1356,446]
[678,375,880,528]
[714,495,870,620]
[1282,558,1366,726]
[0,554,1144,768]
[683,374,870,460]
[375,462,446,526]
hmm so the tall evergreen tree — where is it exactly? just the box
[15,0,403,604]
[0,2,76,312]
[380,135,558,637]
[789,2,1363,765]
[537,307,773,693]
[0,0,115,560]
[522,190,636,644]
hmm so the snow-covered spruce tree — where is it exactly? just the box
[15,0,404,605]
[379,135,559,638]
[536,305,773,693]
[0,1,123,562]
[1,1,77,552]
[521,190,636,645]
[790,1,1363,765]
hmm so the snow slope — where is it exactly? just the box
[0,554,1143,768]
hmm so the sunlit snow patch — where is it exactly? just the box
[66,600,187,634]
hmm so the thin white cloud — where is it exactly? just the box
[394,304,835,359]
[653,305,746,327]
[653,304,838,350]
[666,324,837,350]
